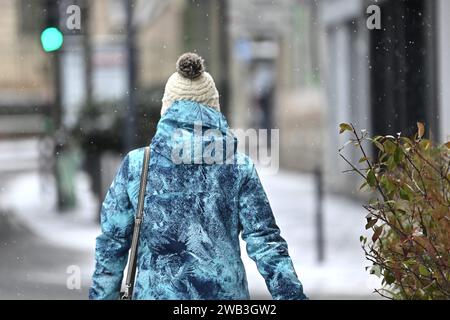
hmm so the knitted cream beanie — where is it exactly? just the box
[161,52,220,115]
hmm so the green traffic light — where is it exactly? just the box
[40,27,64,52]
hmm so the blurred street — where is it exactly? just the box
[0,139,379,300]
[0,217,90,300]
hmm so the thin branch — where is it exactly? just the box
[415,149,450,184]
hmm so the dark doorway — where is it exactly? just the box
[369,0,438,139]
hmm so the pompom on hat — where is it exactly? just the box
[161,52,220,115]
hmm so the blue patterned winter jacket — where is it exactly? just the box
[89,100,307,300]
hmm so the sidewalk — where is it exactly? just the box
[0,169,380,299]
[249,170,380,299]
[0,172,98,299]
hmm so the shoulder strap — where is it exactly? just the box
[122,146,150,300]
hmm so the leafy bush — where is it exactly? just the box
[339,123,450,300]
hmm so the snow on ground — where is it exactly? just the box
[0,167,381,299]
[1,172,100,252]
[252,170,381,299]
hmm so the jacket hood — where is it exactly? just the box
[150,100,238,164]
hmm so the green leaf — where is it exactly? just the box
[400,137,413,147]
[359,156,370,163]
[403,259,416,267]
[373,140,384,152]
[380,176,394,194]
[419,265,430,277]
[384,140,396,154]
[420,140,431,151]
[359,236,367,244]
[387,155,397,170]
[394,147,404,164]
[384,271,396,285]
[379,152,389,162]
[339,123,352,134]
[367,169,377,187]
[373,136,383,142]
[399,188,412,201]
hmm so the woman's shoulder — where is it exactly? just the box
[127,146,146,160]
[124,146,148,175]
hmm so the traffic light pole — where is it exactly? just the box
[83,0,93,109]
[43,0,67,211]
[218,0,230,118]
[52,34,67,212]
[125,0,138,152]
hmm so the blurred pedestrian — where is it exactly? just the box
[89,53,307,300]
[251,61,275,131]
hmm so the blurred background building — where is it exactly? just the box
[0,0,448,299]
[320,0,450,193]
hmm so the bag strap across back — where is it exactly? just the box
[121,146,150,300]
